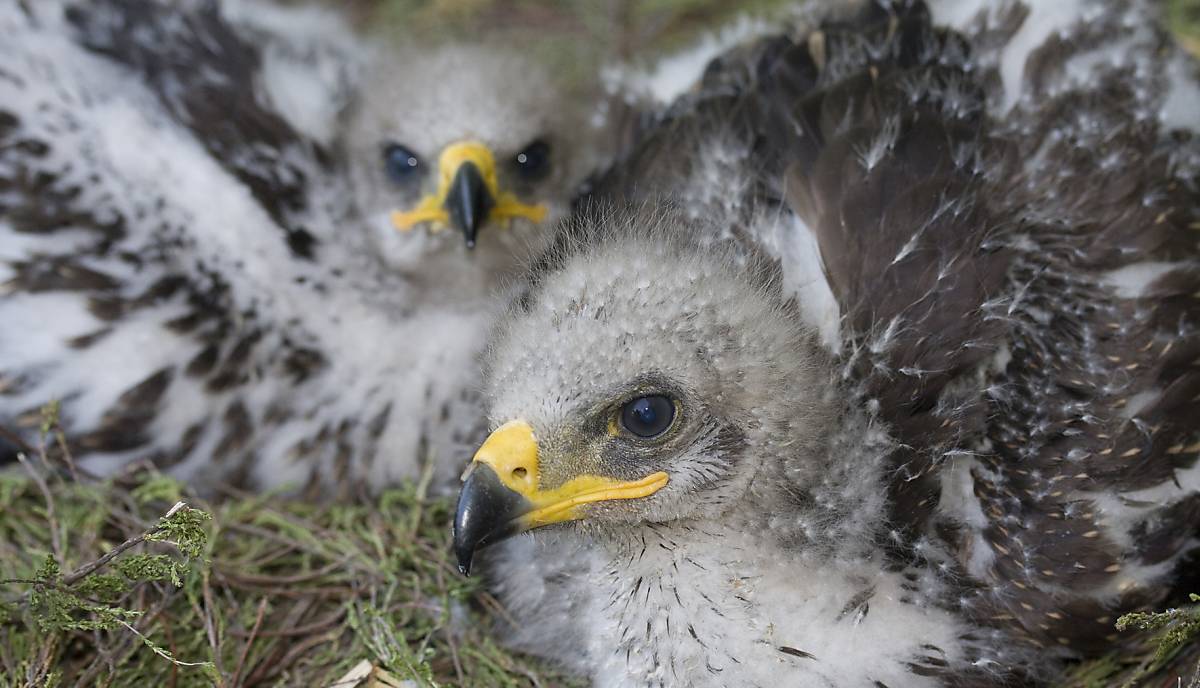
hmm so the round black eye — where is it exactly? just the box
[382,143,421,183]
[620,395,675,438]
[513,140,551,181]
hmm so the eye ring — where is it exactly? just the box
[619,395,676,439]
[382,143,421,184]
[513,139,551,181]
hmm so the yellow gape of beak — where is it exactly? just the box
[477,420,668,528]
[452,420,669,574]
[390,141,548,245]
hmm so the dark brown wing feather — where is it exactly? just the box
[762,2,1016,550]
[550,0,1200,669]
[771,0,1200,660]
[65,0,326,259]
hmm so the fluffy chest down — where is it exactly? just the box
[494,524,976,688]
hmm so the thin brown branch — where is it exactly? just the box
[159,611,181,688]
[208,581,365,600]
[213,558,348,586]
[0,424,32,456]
[244,629,340,685]
[200,566,228,687]
[17,451,62,565]
[73,592,175,687]
[222,522,318,554]
[53,426,80,483]
[60,501,186,586]
[231,597,268,688]
[61,526,162,586]
[226,608,345,639]
[443,620,465,685]
[0,577,42,586]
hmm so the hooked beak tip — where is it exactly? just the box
[444,161,494,249]
[452,462,528,576]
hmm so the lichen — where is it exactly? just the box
[1116,594,1200,667]
[0,402,578,685]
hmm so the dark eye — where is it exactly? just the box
[620,395,675,438]
[382,143,421,183]
[513,139,550,181]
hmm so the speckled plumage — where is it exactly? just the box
[0,0,599,493]
[466,0,1200,685]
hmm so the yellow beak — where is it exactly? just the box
[389,141,548,247]
[452,420,669,574]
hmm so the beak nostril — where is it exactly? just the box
[512,467,528,480]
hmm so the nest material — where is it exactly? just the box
[0,408,579,687]
[0,407,1196,687]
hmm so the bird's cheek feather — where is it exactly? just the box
[452,419,668,574]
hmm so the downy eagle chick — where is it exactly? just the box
[0,0,601,492]
[453,0,1200,685]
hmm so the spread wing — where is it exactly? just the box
[767,1,1014,542]
[769,0,1200,656]
[582,1,1012,536]
[578,0,1199,661]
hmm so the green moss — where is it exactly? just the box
[147,504,212,559]
[1168,0,1200,55]
[113,554,185,587]
[38,400,61,437]
[0,458,578,686]
[4,452,1195,686]
[130,473,185,505]
[1116,594,1200,667]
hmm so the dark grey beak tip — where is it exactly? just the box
[453,517,478,577]
[444,162,494,250]
[452,464,528,577]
